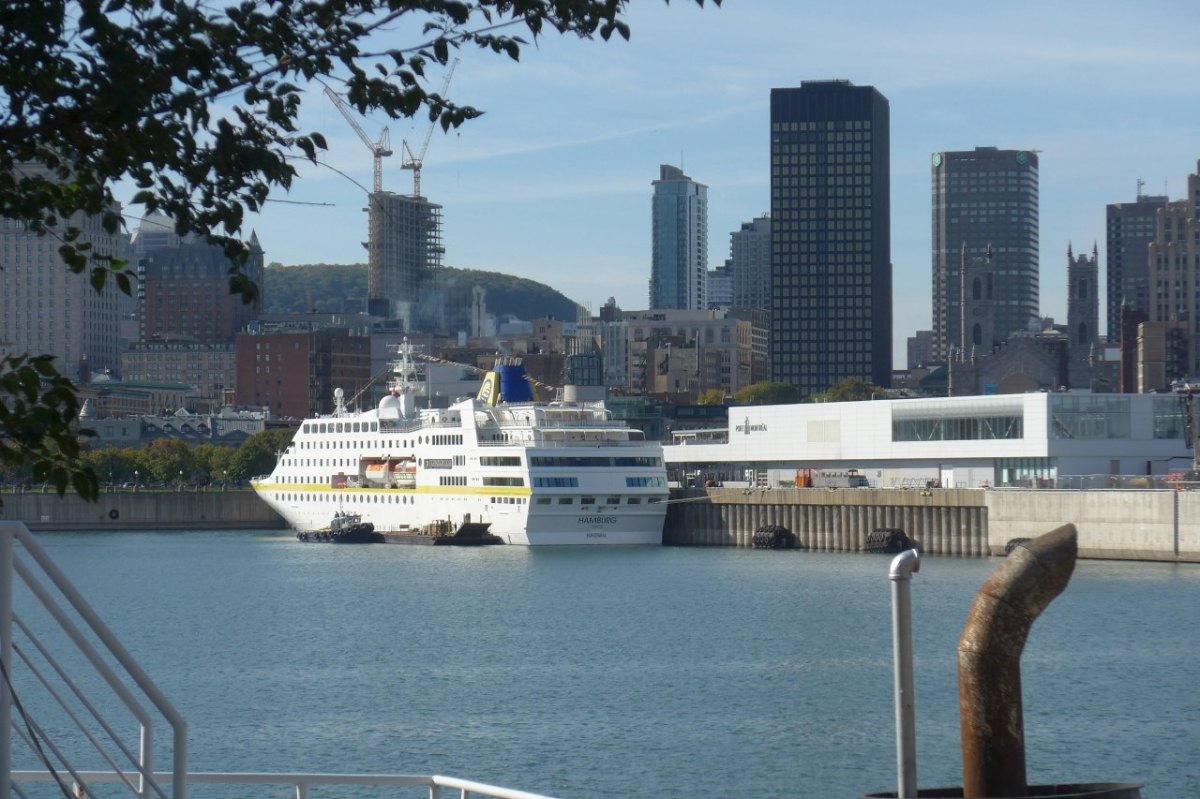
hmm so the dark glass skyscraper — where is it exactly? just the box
[1106,192,1168,344]
[931,147,1039,362]
[769,81,891,397]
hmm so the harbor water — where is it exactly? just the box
[16,530,1200,798]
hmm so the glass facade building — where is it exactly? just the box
[931,147,1039,362]
[769,81,891,398]
[650,165,708,311]
[1106,193,1169,344]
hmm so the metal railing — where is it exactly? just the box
[1,520,187,799]
[12,770,560,799]
[1,520,560,799]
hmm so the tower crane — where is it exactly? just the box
[401,57,459,197]
[323,85,393,194]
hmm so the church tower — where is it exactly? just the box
[960,243,997,356]
[1067,243,1100,388]
[1067,243,1100,355]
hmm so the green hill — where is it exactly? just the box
[263,262,583,322]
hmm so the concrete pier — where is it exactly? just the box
[0,490,286,531]
[664,487,1200,562]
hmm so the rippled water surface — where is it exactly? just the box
[18,530,1200,798]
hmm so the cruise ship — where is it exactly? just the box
[251,343,668,545]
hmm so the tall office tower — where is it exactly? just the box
[730,214,771,309]
[769,81,891,396]
[0,165,124,380]
[649,165,707,310]
[1106,190,1168,343]
[931,147,1039,362]
[1148,160,1200,378]
[135,215,264,343]
[367,192,444,327]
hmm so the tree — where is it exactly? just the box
[697,389,726,406]
[0,0,719,506]
[228,429,298,483]
[731,382,801,406]
[810,378,884,403]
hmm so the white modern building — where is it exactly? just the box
[664,392,1191,489]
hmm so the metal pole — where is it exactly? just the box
[1,525,14,799]
[889,548,920,799]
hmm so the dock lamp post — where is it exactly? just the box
[1171,379,1200,479]
[134,469,139,492]
[178,469,184,492]
[889,548,921,799]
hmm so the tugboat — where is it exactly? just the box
[297,512,383,544]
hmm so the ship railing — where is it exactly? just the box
[13,770,561,799]
[378,419,426,434]
[493,418,617,429]
[0,520,187,799]
[476,439,653,448]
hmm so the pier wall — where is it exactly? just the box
[665,487,1200,562]
[0,490,286,531]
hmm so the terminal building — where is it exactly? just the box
[663,392,1191,489]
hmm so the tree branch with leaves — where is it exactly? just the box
[0,0,719,506]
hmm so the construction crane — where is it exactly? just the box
[401,57,459,197]
[323,84,393,194]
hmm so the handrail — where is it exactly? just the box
[0,521,187,799]
[12,770,561,799]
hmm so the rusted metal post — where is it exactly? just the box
[957,524,1077,799]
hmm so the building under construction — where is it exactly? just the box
[366,191,444,328]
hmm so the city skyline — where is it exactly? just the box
[116,0,1200,366]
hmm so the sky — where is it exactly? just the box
[126,0,1200,366]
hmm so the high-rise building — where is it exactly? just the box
[730,214,771,309]
[367,192,443,327]
[707,261,733,309]
[1147,160,1200,379]
[134,215,263,343]
[0,165,125,380]
[769,81,891,396]
[931,147,1040,362]
[650,165,707,311]
[1106,191,1168,344]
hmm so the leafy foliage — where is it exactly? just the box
[228,429,298,482]
[697,389,727,405]
[0,355,96,503]
[264,262,583,322]
[0,0,719,504]
[809,378,884,403]
[731,381,801,406]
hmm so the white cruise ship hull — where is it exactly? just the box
[252,485,666,546]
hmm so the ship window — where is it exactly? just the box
[537,498,551,505]
[606,496,621,505]
[557,497,573,505]
[581,497,595,505]
[628,498,641,504]
[353,423,360,432]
